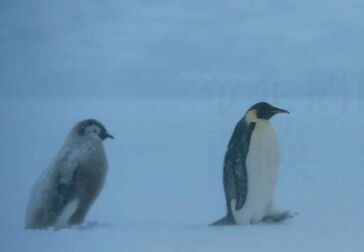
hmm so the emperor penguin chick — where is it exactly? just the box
[25,119,113,229]
[211,102,289,225]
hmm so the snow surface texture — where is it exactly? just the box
[1,0,364,251]
[1,97,364,251]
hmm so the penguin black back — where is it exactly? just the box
[212,118,256,225]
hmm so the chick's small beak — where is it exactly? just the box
[105,133,114,139]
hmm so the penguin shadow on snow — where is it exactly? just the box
[76,221,115,231]
[260,211,298,224]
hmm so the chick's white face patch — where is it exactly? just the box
[85,125,101,140]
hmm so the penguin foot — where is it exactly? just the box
[210,216,236,226]
[78,221,113,230]
[262,211,297,223]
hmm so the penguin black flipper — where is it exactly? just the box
[225,120,256,211]
[48,168,78,224]
[211,119,255,226]
[53,182,74,213]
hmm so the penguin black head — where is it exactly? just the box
[77,119,114,141]
[248,102,289,120]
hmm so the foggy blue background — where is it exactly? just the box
[1,0,364,99]
[1,1,364,251]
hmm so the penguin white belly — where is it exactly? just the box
[232,122,279,224]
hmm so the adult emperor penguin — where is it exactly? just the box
[211,102,290,225]
[25,119,113,229]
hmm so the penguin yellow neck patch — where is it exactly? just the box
[246,109,258,122]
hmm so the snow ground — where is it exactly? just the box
[0,97,363,251]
